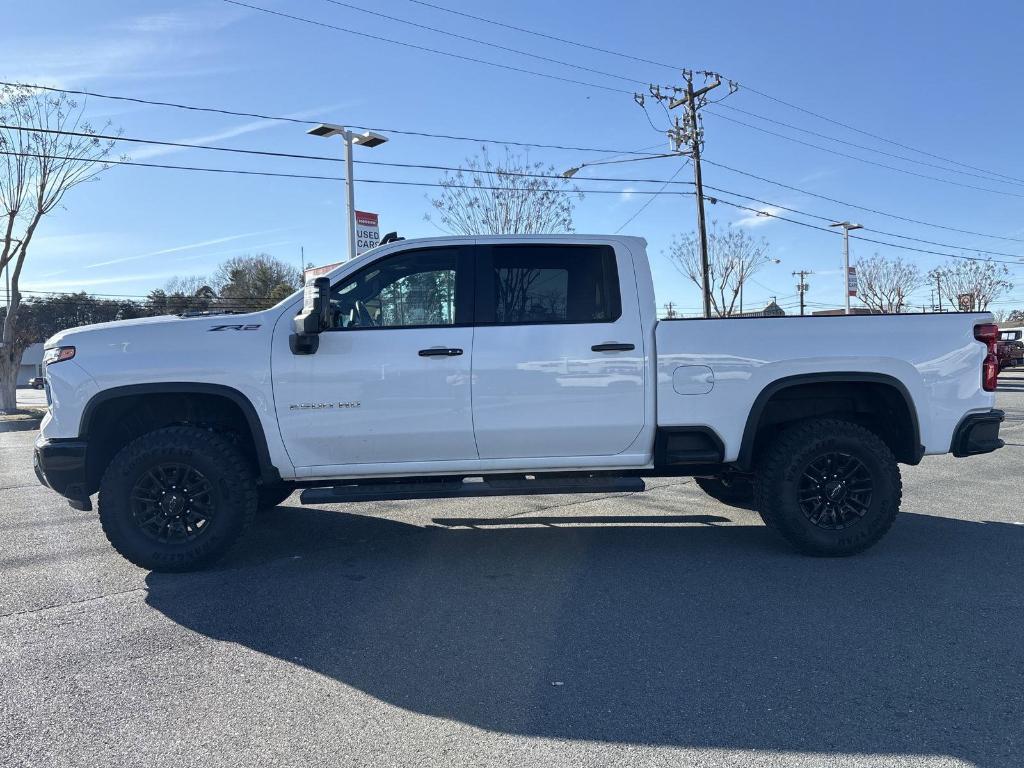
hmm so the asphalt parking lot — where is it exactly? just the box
[2,376,1024,768]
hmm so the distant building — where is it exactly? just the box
[811,308,877,316]
[17,343,43,386]
[303,261,343,282]
[735,300,786,318]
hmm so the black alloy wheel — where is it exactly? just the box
[797,452,873,530]
[131,463,216,543]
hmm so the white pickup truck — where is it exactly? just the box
[34,235,1004,571]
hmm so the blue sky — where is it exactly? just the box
[7,0,1024,315]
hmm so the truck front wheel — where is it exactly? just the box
[755,418,901,556]
[98,426,258,572]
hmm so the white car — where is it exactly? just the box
[34,235,1004,570]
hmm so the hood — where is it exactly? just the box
[45,311,270,348]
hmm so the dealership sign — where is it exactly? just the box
[356,210,380,255]
[847,266,858,298]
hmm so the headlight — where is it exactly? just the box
[43,346,76,365]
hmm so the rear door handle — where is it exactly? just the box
[418,347,464,357]
[591,343,635,352]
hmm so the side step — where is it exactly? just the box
[300,475,645,505]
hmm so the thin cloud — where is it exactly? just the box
[3,11,235,89]
[128,105,349,161]
[735,206,782,227]
[85,229,285,269]
[22,271,183,292]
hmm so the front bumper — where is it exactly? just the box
[951,409,1005,458]
[34,437,92,510]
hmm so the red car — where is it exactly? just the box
[997,328,1024,370]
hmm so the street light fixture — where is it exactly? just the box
[561,151,685,179]
[307,124,389,261]
[830,221,863,315]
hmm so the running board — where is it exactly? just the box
[299,475,645,505]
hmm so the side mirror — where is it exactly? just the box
[290,277,330,355]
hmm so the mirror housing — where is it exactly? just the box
[290,277,330,355]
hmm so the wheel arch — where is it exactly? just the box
[736,372,923,471]
[80,383,280,488]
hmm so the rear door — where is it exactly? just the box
[471,241,646,460]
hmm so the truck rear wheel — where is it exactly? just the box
[98,426,257,572]
[755,418,901,556]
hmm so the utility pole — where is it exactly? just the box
[793,269,813,316]
[639,71,737,319]
[934,271,944,312]
[663,301,677,319]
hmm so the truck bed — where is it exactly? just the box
[654,312,994,462]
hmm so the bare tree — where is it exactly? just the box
[855,253,925,313]
[164,274,214,297]
[666,221,772,317]
[929,259,1013,312]
[0,86,118,412]
[214,254,301,310]
[427,146,581,235]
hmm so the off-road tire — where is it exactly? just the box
[694,475,757,511]
[755,418,901,556]
[98,426,257,572]
[257,485,294,511]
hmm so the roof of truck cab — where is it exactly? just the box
[366,234,646,246]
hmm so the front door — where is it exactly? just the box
[471,241,646,460]
[273,245,478,472]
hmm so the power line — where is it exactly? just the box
[708,195,1024,265]
[0,149,698,197]
[7,83,1024,249]
[705,110,1024,199]
[701,158,1024,244]
[711,102,1024,188]
[0,124,690,186]
[0,80,653,156]
[404,0,1010,189]
[316,0,645,86]
[615,161,689,233]
[701,183,1024,260]
[221,0,630,94]
[738,83,1020,185]
[404,0,683,72]
[10,123,1024,259]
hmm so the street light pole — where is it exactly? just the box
[307,124,389,261]
[343,131,356,262]
[830,221,863,315]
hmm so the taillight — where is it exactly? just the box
[975,323,999,392]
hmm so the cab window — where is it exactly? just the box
[329,248,461,329]
[481,244,621,325]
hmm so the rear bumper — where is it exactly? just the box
[34,437,92,510]
[951,409,1004,458]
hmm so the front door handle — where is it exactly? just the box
[418,347,464,357]
[592,343,635,352]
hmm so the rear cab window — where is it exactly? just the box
[478,244,621,325]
